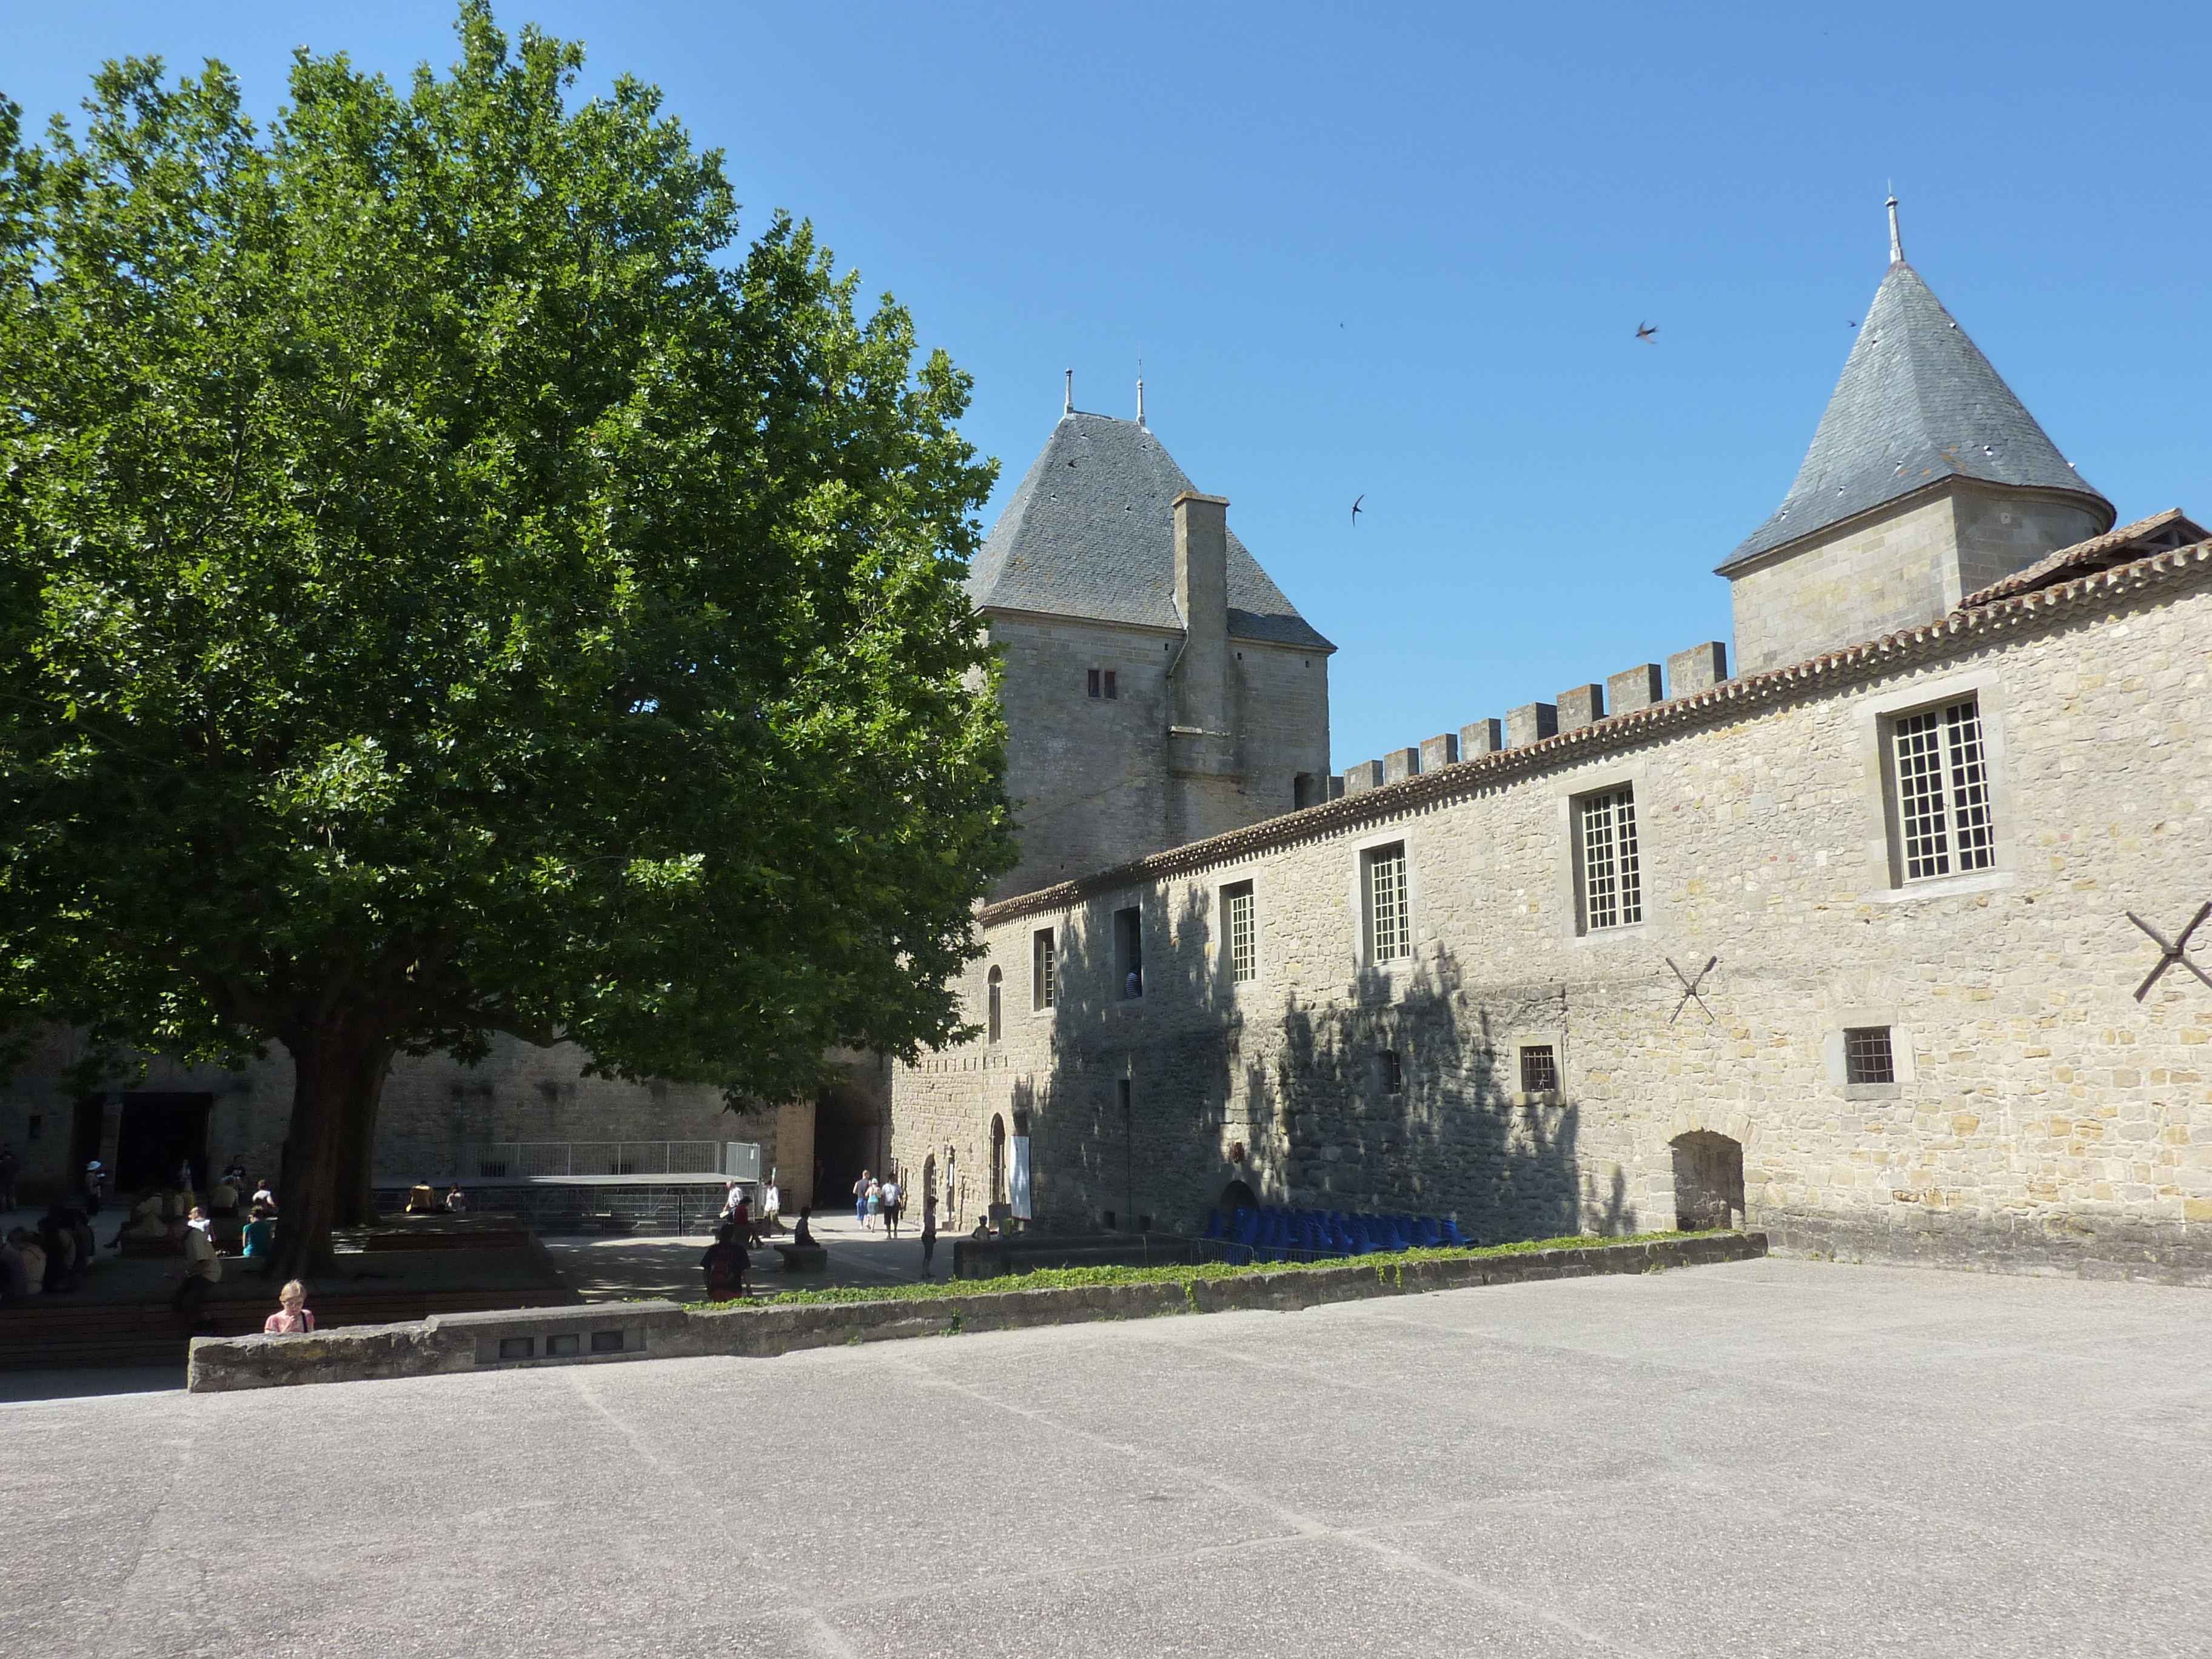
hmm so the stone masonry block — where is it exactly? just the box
[1668,641,1729,695]
[1383,747,1421,785]
[1342,759,1385,795]
[1419,733,1460,773]
[1607,663,1665,712]
[1506,703,1558,748]
[1460,719,1503,758]
[1557,684,1605,731]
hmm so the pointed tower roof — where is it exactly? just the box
[968,412,1332,651]
[1721,249,2111,573]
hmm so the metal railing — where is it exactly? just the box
[464,1141,726,1179]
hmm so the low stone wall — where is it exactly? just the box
[1762,1207,2212,1286]
[188,1230,1766,1392]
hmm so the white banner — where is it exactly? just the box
[1009,1136,1032,1219]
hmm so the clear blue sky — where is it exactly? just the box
[6,2,2208,768]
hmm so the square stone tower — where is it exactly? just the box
[967,408,1333,897]
[1720,207,2114,672]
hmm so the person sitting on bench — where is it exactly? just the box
[790,1208,816,1248]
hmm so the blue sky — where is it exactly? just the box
[5,2,2207,768]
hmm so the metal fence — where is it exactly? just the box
[463,1141,727,1179]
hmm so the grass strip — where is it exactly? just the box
[698,1228,1728,1310]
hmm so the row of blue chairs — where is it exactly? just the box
[1201,1204,1470,1262]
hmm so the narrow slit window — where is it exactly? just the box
[1224,882,1256,984]
[1379,1050,1403,1094]
[1578,787,1641,931]
[1086,669,1101,699]
[1892,698,1996,882]
[1033,929,1056,1010]
[1103,670,1118,700]
[1364,844,1410,964]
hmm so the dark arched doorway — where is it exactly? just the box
[1671,1131,1744,1231]
[816,1077,885,1220]
[1219,1178,1258,1213]
[989,1114,1007,1207]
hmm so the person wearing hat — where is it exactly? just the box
[82,1160,107,1216]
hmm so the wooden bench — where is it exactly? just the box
[772,1244,828,1272]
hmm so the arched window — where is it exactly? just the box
[990,1114,1007,1205]
[987,967,1002,1044]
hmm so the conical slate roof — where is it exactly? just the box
[1721,261,2111,572]
[968,412,1333,651]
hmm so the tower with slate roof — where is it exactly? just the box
[969,404,1333,898]
[1720,201,2115,672]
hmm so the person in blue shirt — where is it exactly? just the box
[240,1204,277,1279]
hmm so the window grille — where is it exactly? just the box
[1087,669,1101,699]
[1033,929,1056,1010]
[1379,1050,1403,1094]
[1224,883,1256,984]
[1578,788,1641,930]
[1892,699,1995,881]
[1365,845,1410,963]
[1519,1044,1558,1095]
[1845,1027,1895,1085]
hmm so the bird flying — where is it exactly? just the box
[1635,322,1657,342]
[1351,494,1364,526]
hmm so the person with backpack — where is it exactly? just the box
[880,1174,902,1239]
[699,1224,746,1302]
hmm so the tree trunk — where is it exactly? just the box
[332,1056,392,1227]
[275,1024,398,1279]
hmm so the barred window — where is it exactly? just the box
[1033,928,1056,1010]
[1379,1050,1403,1094]
[1578,787,1641,931]
[1845,1027,1894,1085]
[1892,699,1995,882]
[1224,882,1256,984]
[1364,843,1410,964]
[1519,1044,1558,1094]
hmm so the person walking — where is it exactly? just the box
[263,1279,315,1334]
[920,1201,937,1278]
[863,1177,882,1233]
[170,1205,222,1331]
[880,1173,902,1239]
[853,1170,871,1227]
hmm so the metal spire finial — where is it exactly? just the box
[1887,187,1903,265]
[1136,358,1145,428]
[1064,368,1073,415]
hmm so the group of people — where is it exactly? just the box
[854,1169,906,1236]
[0,1205,98,1300]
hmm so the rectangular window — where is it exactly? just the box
[1379,1050,1403,1094]
[1033,928,1056,1010]
[1114,906,1143,999]
[1891,698,1995,882]
[1519,1044,1558,1095]
[1104,670,1118,700]
[1845,1027,1895,1085]
[1364,843,1410,964]
[1578,787,1641,931]
[1087,669,1101,699]
[1223,882,1256,984]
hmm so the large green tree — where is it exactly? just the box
[0,7,1013,1273]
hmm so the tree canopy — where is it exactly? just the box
[0,5,1014,1269]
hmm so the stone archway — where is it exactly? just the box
[989,1113,1007,1207]
[1219,1178,1259,1213]
[1670,1131,1744,1232]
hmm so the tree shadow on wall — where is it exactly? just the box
[1273,947,1609,1245]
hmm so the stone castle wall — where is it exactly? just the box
[895,552,2212,1281]
[1728,488,2106,674]
[990,612,1329,900]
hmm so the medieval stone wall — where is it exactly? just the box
[895,558,2212,1281]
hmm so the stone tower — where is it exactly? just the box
[1720,205,2114,672]
[968,409,1333,898]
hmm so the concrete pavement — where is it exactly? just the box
[5,1256,2210,1656]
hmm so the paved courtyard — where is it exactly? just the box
[7,1256,2210,1657]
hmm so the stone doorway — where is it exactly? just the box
[1670,1131,1744,1232]
[116,1092,213,1191]
[1219,1178,1258,1214]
